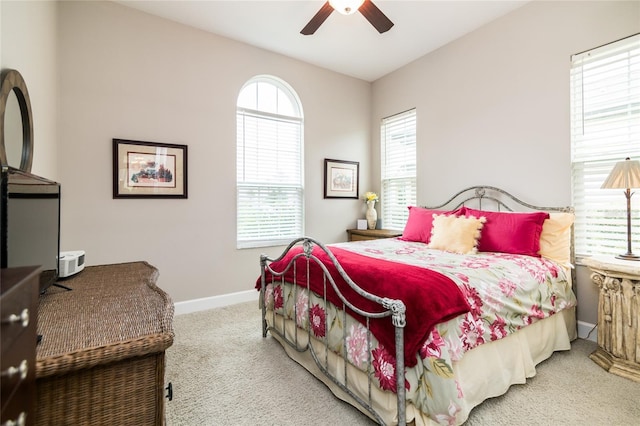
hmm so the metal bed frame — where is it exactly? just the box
[260,236,407,425]
[259,185,574,426]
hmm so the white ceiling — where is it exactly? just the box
[117,0,530,82]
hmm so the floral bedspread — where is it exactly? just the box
[262,238,577,425]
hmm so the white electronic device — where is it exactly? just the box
[59,250,86,278]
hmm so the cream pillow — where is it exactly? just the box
[428,214,486,254]
[539,212,574,268]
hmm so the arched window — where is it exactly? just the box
[236,75,304,248]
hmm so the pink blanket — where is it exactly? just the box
[257,245,470,368]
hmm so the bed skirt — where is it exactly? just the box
[265,307,576,426]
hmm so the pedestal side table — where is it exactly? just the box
[583,256,640,382]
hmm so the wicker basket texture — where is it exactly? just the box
[35,262,174,425]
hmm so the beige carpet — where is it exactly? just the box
[165,301,640,425]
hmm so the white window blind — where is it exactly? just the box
[570,34,640,258]
[236,76,304,248]
[381,109,417,231]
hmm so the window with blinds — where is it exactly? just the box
[570,34,640,258]
[236,76,304,248]
[381,109,417,231]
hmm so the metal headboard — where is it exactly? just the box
[424,185,574,214]
[425,185,576,293]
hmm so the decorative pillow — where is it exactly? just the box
[539,212,575,267]
[400,206,461,244]
[427,214,486,254]
[461,207,549,257]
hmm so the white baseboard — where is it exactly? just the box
[174,289,258,316]
[578,320,597,342]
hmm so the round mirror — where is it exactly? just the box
[0,69,34,172]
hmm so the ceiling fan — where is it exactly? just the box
[301,0,394,35]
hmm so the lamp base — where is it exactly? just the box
[615,253,640,261]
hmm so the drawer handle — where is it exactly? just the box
[1,359,28,380]
[1,411,27,426]
[165,382,173,401]
[4,308,29,328]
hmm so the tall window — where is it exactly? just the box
[236,76,304,248]
[381,109,417,231]
[570,34,640,258]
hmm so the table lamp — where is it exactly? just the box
[601,157,640,260]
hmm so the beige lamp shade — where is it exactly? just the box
[601,157,640,189]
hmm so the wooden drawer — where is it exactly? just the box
[1,283,34,351]
[2,338,33,421]
[1,266,40,426]
[346,229,402,242]
[350,233,378,241]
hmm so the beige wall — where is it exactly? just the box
[3,1,372,303]
[371,0,640,325]
[55,1,372,303]
[1,0,58,180]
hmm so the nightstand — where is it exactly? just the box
[346,229,402,241]
[583,256,640,382]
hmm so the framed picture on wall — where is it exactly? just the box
[113,138,188,198]
[323,158,359,199]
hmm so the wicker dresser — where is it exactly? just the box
[35,261,174,425]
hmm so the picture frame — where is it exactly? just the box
[323,158,359,199]
[113,138,188,198]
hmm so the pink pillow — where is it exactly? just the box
[461,207,549,257]
[400,206,461,244]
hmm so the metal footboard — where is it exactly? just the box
[260,237,407,426]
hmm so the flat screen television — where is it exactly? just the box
[1,165,61,293]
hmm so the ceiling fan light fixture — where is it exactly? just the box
[329,0,365,15]
[301,0,392,35]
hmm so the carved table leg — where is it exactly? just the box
[588,270,640,382]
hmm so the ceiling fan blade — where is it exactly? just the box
[301,2,334,35]
[359,0,394,34]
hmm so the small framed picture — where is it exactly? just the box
[324,158,359,199]
[113,139,188,198]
